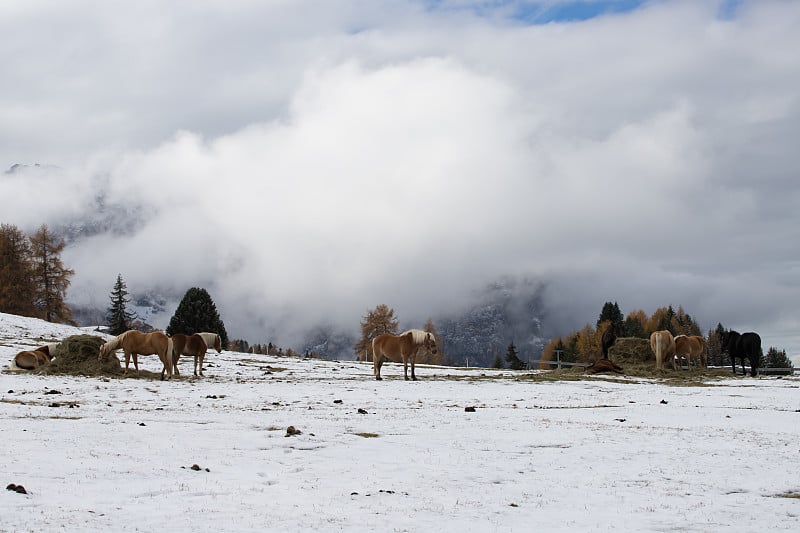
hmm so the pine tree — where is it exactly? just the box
[28,224,74,323]
[596,301,624,332]
[354,304,399,361]
[764,347,793,369]
[166,287,229,347]
[0,223,36,316]
[492,353,504,369]
[106,274,136,336]
[505,341,526,370]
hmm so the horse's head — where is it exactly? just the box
[425,333,438,355]
[98,342,111,362]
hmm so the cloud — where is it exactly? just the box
[1,1,799,358]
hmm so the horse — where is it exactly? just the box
[372,329,437,381]
[171,333,208,376]
[673,335,707,370]
[601,323,618,359]
[12,346,54,370]
[196,332,222,353]
[649,330,675,370]
[585,358,623,375]
[98,330,174,380]
[721,330,761,377]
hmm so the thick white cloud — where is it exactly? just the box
[1,1,799,359]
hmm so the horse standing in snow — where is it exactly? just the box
[171,333,208,376]
[372,329,437,381]
[650,330,675,370]
[721,330,761,377]
[98,330,174,380]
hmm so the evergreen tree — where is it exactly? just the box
[29,224,74,323]
[596,301,624,332]
[505,341,526,370]
[354,304,399,360]
[0,223,36,316]
[106,274,136,335]
[492,353,504,369]
[166,287,229,347]
[764,347,793,369]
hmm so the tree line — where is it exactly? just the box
[543,301,793,369]
[0,223,74,324]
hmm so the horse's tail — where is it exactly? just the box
[655,333,663,369]
[371,336,381,375]
[166,337,174,377]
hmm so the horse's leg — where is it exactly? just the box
[410,354,417,381]
[132,353,140,374]
[198,353,205,376]
[374,355,384,381]
[403,355,409,381]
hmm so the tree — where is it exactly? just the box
[505,341,526,370]
[166,287,229,347]
[623,310,647,338]
[106,274,136,336]
[764,347,793,369]
[419,317,445,365]
[0,223,36,316]
[597,301,624,332]
[354,304,398,361]
[492,353,504,369]
[29,224,74,323]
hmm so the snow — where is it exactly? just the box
[1,312,799,532]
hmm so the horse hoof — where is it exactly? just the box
[375,376,383,381]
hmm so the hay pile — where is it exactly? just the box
[608,337,653,364]
[36,334,122,377]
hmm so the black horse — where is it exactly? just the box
[721,330,762,377]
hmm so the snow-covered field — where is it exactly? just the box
[1,312,799,532]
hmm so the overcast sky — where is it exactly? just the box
[2,1,798,360]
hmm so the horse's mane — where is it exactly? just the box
[403,329,432,344]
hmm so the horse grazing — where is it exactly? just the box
[171,333,208,376]
[601,323,618,359]
[12,346,54,370]
[650,330,676,370]
[98,330,174,380]
[372,329,437,381]
[196,332,222,353]
[673,335,707,370]
[721,330,761,377]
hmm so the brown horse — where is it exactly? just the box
[601,323,618,359]
[372,329,437,381]
[197,332,222,353]
[12,346,54,370]
[674,335,707,370]
[171,333,208,376]
[98,330,174,380]
[585,358,624,375]
[649,330,675,370]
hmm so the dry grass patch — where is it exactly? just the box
[354,432,380,438]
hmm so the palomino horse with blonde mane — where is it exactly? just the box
[372,329,437,381]
[171,333,208,377]
[98,330,174,380]
[673,335,707,370]
[197,332,222,353]
[649,330,675,370]
[12,343,59,370]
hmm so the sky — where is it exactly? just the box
[1,312,799,532]
[1,0,799,360]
